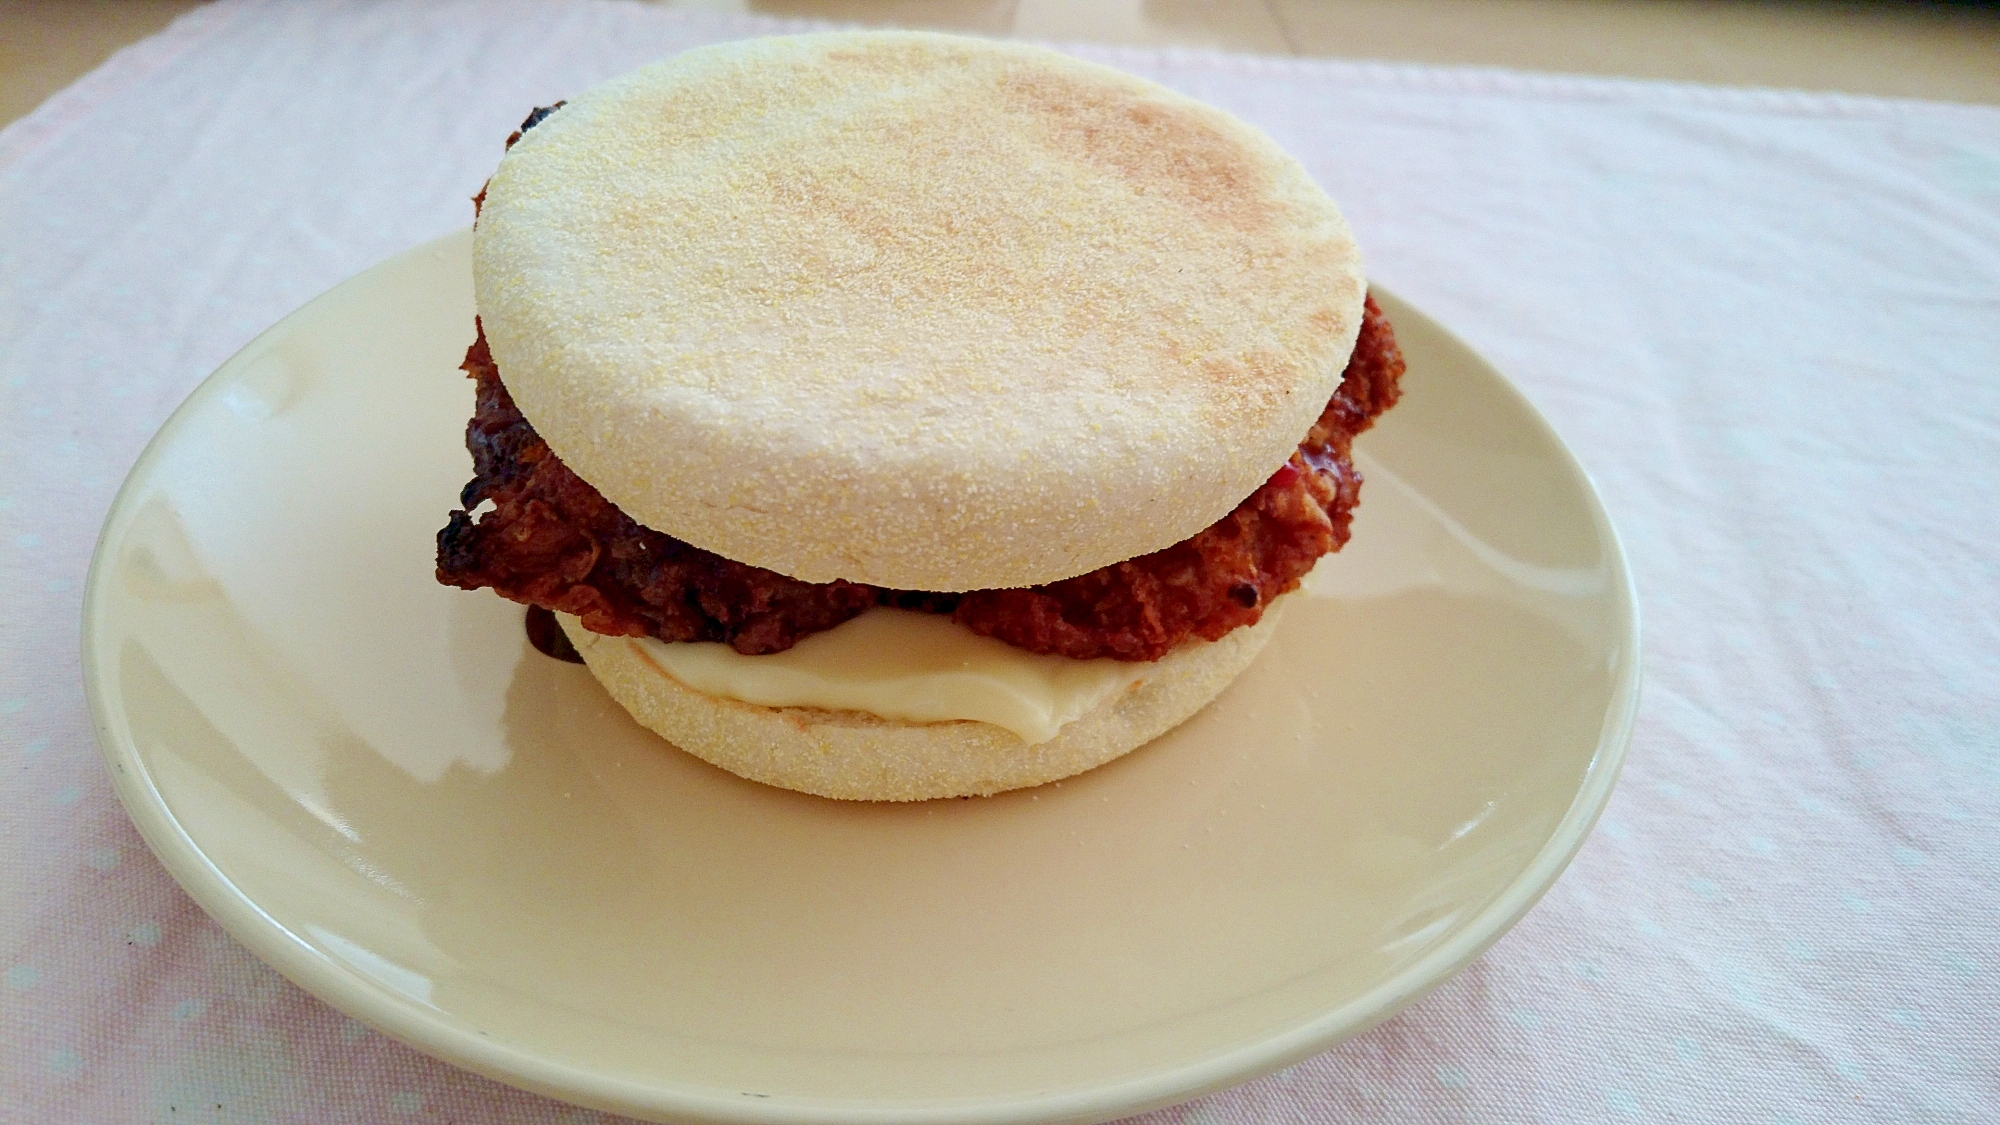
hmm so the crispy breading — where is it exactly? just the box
[436,297,1401,660]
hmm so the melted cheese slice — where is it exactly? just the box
[626,608,1150,745]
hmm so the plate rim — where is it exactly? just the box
[82,230,1641,1125]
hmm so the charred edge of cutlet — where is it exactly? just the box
[438,327,895,653]
[436,298,1404,661]
[470,103,565,215]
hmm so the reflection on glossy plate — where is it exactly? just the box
[84,231,1639,1125]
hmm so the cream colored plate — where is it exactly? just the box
[84,231,1639,1124]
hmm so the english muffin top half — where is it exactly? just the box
[473,31,1365,592]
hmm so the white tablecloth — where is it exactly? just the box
[3,1,1996,1121]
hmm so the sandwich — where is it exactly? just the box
[436,31,1404,801]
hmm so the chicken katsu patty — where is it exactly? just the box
[435,294,1402,662]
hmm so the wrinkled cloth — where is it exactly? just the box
[2,1,1996,1122]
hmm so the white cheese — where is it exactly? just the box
[624,608,1150,744]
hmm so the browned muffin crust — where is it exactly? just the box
[436,297,1402,660]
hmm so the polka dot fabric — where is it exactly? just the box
[2,1,1996,1121]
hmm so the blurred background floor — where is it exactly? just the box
[3,0,1997,129]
